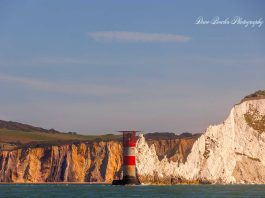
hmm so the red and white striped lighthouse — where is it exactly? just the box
[112,130,140,185]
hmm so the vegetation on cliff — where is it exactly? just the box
[0,120,122,151]
[0,119,198,153]
[244,104,265,133]
[241,90,265,103]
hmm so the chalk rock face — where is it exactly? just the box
[0,136,198,183]
[136,99,265,184]
[0,142,123,182]
[146,136,199,163]
[1,97,265,184]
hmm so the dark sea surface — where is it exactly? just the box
[0,184,265,198]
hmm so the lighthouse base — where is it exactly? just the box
[112,176,140,185]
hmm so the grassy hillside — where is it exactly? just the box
[241,90,265,103]
[0,128,120,144]
[0,120,121,151]
[0,120,196,151]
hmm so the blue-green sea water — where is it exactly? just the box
[0,184,265,198]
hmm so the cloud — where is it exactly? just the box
[88,31,191,43]
[0,74,128,96]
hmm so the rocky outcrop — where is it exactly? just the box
[146,135,200,163]
[2,93,264,184]
[0,135,198,183]
[136,99,265,184]
[0,141,123,182]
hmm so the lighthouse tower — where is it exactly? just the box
[112,130,140,185]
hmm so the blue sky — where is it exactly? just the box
[0,0,264,134]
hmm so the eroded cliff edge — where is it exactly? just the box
[0,141,123,182]
[0,134,198,182]
[1,92,264,184]
[136,98,265,184]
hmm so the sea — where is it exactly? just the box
[0,184,265,198]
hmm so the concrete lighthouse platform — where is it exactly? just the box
[112,175,140,185]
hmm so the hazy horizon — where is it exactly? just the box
[0,1,264,135]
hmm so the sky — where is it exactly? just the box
[0,0,264,135]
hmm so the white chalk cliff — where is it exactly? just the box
[136,98,265,184]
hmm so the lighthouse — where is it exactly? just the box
[112,131,140,185]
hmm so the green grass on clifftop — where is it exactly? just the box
[0,128,121,151]
[241,90,265,103]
